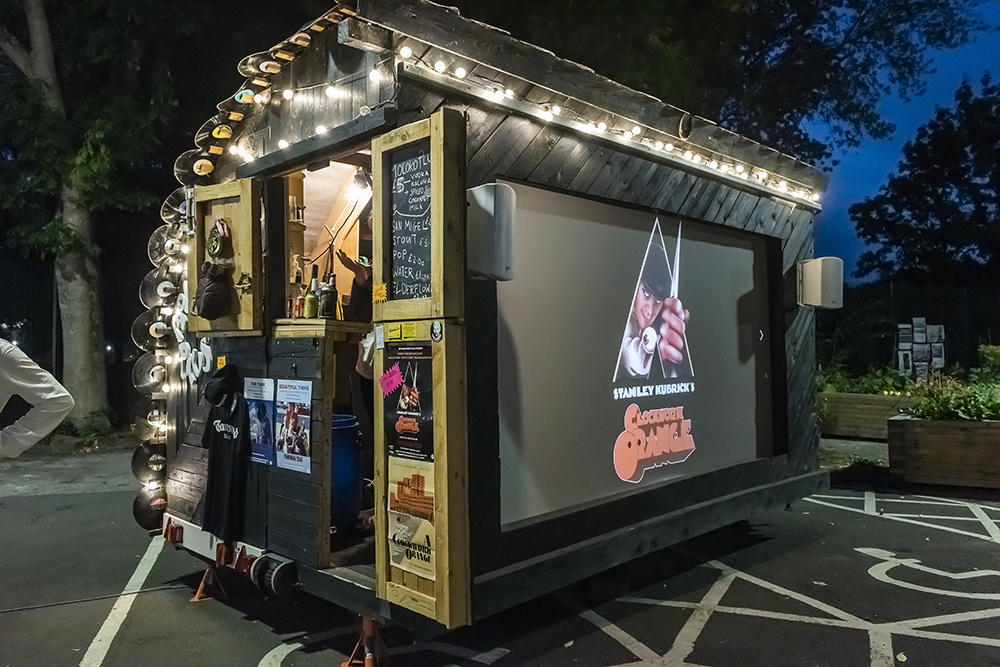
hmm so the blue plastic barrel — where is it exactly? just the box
[331,414,362,532]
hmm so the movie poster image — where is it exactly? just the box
[387,456,436,580]
[244,377,275,465]
[383,344,434,462]
[275,379,312,473]
[614,218,694,382]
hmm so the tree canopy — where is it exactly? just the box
[448,0,988,166]
[851,76,1000,282]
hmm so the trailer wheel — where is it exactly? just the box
[263,558,297,598]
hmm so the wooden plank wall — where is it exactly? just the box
[395,81,820,575]
[266,336,331,568]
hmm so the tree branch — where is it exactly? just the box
[0,20,33,78]
[24,0,64,114]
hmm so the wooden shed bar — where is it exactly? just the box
[132,0,829,635]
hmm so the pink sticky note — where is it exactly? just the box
[380,363,403,397]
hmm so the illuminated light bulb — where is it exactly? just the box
[505,89,514,99]
[655,141,664,150]
[369,69,381,82]
[587,123,597,131]
[105,344,112,352]
[434,60,446,73]
[237,146,247,157]
[253,93,264,104]
[709,160,719,169]
[684,150,693,160]
[632,125,641,135]
[164,355,173,364]
[278,139,289,149]
[282,89,294,100]
[740,172,749,180]
[316,125,327,134]
[400,45,412,59]
[778,181,788,190]
[757,170,768,180]
[736,165,745,173]
[243,153,254,162]
[693,154,702,163]
[228,145,238,155]
[720,164,730,173]
[455,67,466,79]
[181,245,189,254]
[326,85,335,97]
[597,121,607,131]
[542,110,553,122]
[161,307,173,316]
[623,131,633,140]
[664,143,674,152]
[162,383,171,393]
[551,105,561,116]
[811,193,820,202]
[170,263,183,273]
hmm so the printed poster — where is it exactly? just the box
[913,317,927,344]
[244,377,275,465]
[927,325,945,343]
[387,456,436,580]
[897,324,913,350]
[931,343,945,369]
[276,379,312,473]
[383,343,434,462]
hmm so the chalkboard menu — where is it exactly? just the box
[389,139,433,300]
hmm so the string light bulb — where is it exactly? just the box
[736,165,745,173]
[623,131,633,140]
[316,125,327,134]
[253,93,265,104]
[181,245,189,254]
[505,89,514,99]
[542,110,553,122]
[632,125,641,135]
[709,160,719,169]
[369,69,380,82]
[455,67,466,79]
[325,85,335,97]
[435,61,446,73]
[228,145,238,155]
[684,150,693,160]
[664,143,674,152]
[164,355,173,364]
[282,89,294,100]
[278,139,289,149]
[399,45,412,59]
[655,141,664,150]
[551,105,561,116]
[597,121,607,131]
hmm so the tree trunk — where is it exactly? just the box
[55,172,108,419]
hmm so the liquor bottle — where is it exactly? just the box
[304,265,319,318]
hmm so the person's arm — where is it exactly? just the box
[0,344,75,459]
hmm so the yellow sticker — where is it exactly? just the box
[373,283,388,304]
[401,322,417,340]
[217,356,226,369]
[385,323,402,340]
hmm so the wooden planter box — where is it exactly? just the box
[888,416,1000,488]
[820,393,915,441]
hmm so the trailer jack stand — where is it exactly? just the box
[341,615,388,667]
[191,564,227,602]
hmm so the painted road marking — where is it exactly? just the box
[258,627,353,666]
[805,497,1000,543]
[857,547,1000,600]
[80,536,164,667]
[865,491,877,515]
[968,503,1000,541]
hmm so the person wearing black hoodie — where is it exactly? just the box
[200,364,249,542]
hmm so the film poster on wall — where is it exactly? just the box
[383,343,436,579]
[244,377,275,465]
[276,379,312,474]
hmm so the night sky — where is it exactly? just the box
[815,4,1000,283]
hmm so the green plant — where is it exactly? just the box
[79,411,113,446]
[910,376,1000,421]
[817,364,916,395]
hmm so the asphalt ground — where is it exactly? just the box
[3,449,1000,667]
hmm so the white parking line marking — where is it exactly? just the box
[258,627,353,666]
[865,492,877,515]
[805,497,998,542]
[869,630,894,667]
[576,608,660,664]
[968,504,1000,542]
[894,607,1000,629]
[80,537,164,667]
[661,572,735,665]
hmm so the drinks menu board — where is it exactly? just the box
[389,139,433,300]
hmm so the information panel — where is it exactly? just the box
[389,140,433,300]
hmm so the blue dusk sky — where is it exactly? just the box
[814,5,1000,282]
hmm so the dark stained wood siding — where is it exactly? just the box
[392,82,819,576]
